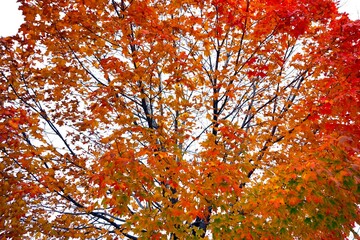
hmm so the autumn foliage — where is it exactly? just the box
[0,0,359,239]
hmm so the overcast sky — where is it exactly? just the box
[0,0,359,37]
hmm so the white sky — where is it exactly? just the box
[0,0,359,37]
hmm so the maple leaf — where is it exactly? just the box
[0,0,359,239]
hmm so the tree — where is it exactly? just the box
[0,0,359,239]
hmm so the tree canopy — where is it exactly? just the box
[0,0,359,239]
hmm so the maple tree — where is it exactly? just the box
[0,0,359,239]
